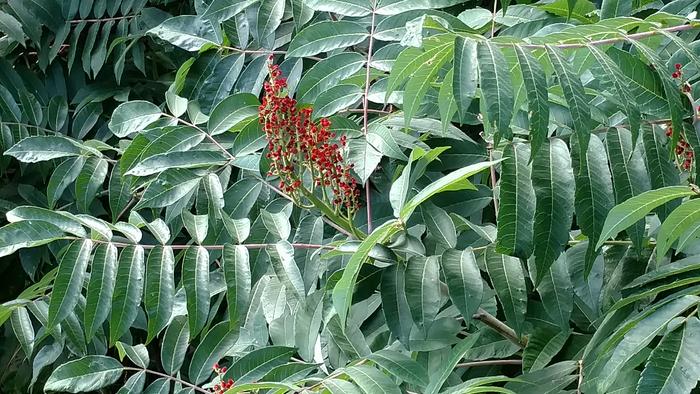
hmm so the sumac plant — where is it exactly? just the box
[4,0,700,393]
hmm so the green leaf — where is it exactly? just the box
[345,365,402,394]
[44,356,123,393]
[637,317,700,394]
[438,68,458,135]
[453,37,478,118]
[656,199,700,260]
[381,263,413,346]
[48,96,69,131]
[10,307,34,358]
[161,315,189,375]
[225,346,295,384]
[188,321,239,385]
[6,136,82,163]
[441,248,483,324]
[143,378,170,394]
[403,43,453,129]
[109,165,131,223]
[207,93,260,135]
[375,0,466,15]
[347,137,382,184]
[513,45,549,158]
[596,186,692,250]
[401,160,497,220]
[75,157,108,212]
[135,169,201,209]
[324,379,364,394]
[368,349,429,387]
[484,247,527,336]
[115,342,149,369]
[304,0,371,16]
[588,45,641,146]
[643,126,680,222]
[145,246,175,343]
[546,45,591,157]
[183,246,210,338]
[478,41,513,141]
[496,143,535,259]
[48,240,93,327]
[84,243,118,341]
[405,255,441,328]
[294,289,324,361]
[48,156,86,209]
[314,84,363,118]
[268,240,305,299]
[333,220,399,326]
[256,0,284,47]
[523,327,571,371]
[297,53,365,103]
[108,101,162,138]
[421,203,456,248]
[597,295,699,392]
[536,253,573,328]
[0,11,24,44]
[202,0,258,21]
[116,371,145,394]
[182,211,209,245]
[531,139,574,282]
[0,220,64,258]
[19,89,42,126]
[424,333,481,394]
[148,15,222,51]
[7,206,86,238]
[327,312,371,358]
[571,134,614,276]
[600,0,631,18]
[110,245,145,345]
[127,151,228,177]
[287,21,368,58]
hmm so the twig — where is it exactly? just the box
[62,237,334,251]
[490,0,498,38]
[69,16,136,24]
[340,108,391,115]
[123,367,208,394]
[115,196,139,222]
[488,146,499,216]
[164,114,235,161]
[473,308,526,347]
[514,23,697,49]
[362,0,378,233]
[576,359,584,394]
[455,359,522,368]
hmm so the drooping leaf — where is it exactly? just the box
[48,240,93,327]
[188,321,239,385]
[531,139,574,282]
[183,246,210,338]
[523,328,571,371]
[161,315,189,375]
[478,41,513,141]
[148,15,222,51]
[536,253,573,328]
[6,136,82,163]
[453,37,478,119]
[145,246,175,343]
[513,45,549,158]
[405,255,441,329]
[424,333,481,394]
[108,101,162,138]
[496,143,535,259]
[484,247,527,336]
[441,248,483,324]
[224,346,296,384]
[207,93,260,135]
[345,365,402,394]
[110,245,145,345]
[84,243,118,341]
[368,350,429,388]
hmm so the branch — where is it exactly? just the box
[514,23,697,49]
[473,308,526,347]
[455,359,522,368]
[63,237,334,251]
[123,367,208,394]
[362,0,378,233]
[69,16,136,24]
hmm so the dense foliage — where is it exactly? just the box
[2,0,700,393]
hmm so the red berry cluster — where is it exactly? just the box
[665,125,694,170]
[259,57,360,215]
[672,63,692,93]
[210,363,233,394]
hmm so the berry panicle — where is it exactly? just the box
[259,57,360,216]
[211,362,234,393]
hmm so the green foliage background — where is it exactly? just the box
[1,0,700,393]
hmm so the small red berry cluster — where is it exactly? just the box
[259,57,360,216]
[665,125,694,170]
[672,63,692,93]
[210,363,233,394]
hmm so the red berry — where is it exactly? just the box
[676,63,683,70]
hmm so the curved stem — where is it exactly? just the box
[123,367,209,394]
[362,0,377,233]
